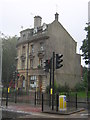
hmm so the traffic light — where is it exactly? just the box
[43,59,51,72]
[56,54,63,69]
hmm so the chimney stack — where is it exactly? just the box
[34,16,42,28]
[55,12,59,21]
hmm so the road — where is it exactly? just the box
[1,109,89,119]
[0,99,90,119]
[2,110,29,119]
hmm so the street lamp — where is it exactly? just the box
[0,31,4,119]
[0,32,4,100]
[0,32,9,107]
[0,32,4,87]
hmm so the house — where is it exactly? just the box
[16,13,81,92]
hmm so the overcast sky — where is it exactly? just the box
[0,0,89,66]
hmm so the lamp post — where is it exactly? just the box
[0,32,4,119]
[0,32,3,104]
[0,33,9,107]
[52,52,55,110]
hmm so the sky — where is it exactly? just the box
[0,0,89,66]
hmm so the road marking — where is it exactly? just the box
[2,107,32,115]
[81,113,89,116]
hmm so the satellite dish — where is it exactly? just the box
[42,23,47,31]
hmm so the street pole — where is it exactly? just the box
[6,70,9,107]
[0,35,2,108]
[52,52,55,110]
[26,43,29,92]
[49,58,52,106]
[50,58,52,91]
[15,70,18,103]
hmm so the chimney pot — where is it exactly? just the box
[55,12,59,21]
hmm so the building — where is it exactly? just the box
[16,13,81,92]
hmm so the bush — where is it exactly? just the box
[46,85,50,94]
[74,82,86,92]
[46,82,70,94]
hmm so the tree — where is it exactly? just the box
[2,36,17,87]
[80,24,90,91]
[80,25,90,65]
[83,69,88,88]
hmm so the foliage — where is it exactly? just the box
[57,83,69,93]
[74,82,85,92]
[80,25,90,65]
[46,85,50,94]
[77,91,87,98]
[83,69,88,88]
[54,80,58,93]
[45,80,58,94]
[74,67,88,92]
[46,82,70,94]
[82,67,87,77]
[2,36,18,87]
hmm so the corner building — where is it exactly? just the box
[16,13,81,92]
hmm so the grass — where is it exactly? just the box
[70,91,90,98]
[59,91,90,98]
[77,91,90,98]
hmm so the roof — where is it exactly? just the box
[34,16,42,19]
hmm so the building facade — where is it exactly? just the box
[16,13,81,92]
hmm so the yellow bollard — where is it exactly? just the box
[59,95,67,111]
[50,88,53,95]
[8,87,10,93]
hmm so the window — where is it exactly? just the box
[33,28,37,34]
[22,61,25,69]
[40,42,44,51]
[31,44,34,53]
[23,34,25,38]
[23,80,25,88]
[22,45,25,48]
[30,75,37,89]
[22,45,26,54]
[30,59,33,68]
[39,58,43,67]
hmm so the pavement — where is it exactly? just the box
[1,102,41,113]
[0,102,89,119]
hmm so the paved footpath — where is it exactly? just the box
[1,102,41,113]
[1,102,89,119]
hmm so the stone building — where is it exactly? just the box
[16,13,81,92]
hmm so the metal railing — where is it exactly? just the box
[1,89,89,112]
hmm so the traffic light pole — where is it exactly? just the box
[15,70,18,103]
[52,52,55,110]
[49,58,52,107]
[50,58,52,93]
[6,71,9,107]
[26,42,29,92]
[6,84,8,107]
